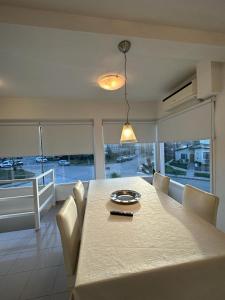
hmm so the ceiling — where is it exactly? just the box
[0,1,225,102]
[0,23,196,102]
[1,0,225,33]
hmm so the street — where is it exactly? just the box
[105,157,147,178]
[169,176,210,192]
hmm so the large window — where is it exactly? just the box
[0,155,95,188]
[0,156,38,188]
[105,143,155,178]
[0,121,95,188]
[43,155,94,184]
[161,139,211,192]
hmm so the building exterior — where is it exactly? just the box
[175,143,210,165]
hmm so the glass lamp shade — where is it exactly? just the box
[120,123,137,143]
[97,74,125,91]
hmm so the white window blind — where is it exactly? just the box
[103,121,156,144]
[41,122,94,155]
[0,124,40,157]
[158,102,212,142]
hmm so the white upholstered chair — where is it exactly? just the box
[183,184,219,225]
[56,195,80,289]
[73,180,85,228]
[153,172,170,194]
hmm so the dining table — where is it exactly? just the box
[73,176,225,300]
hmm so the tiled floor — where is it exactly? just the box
[0,204,70,300]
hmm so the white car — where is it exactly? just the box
[58,160,70,166]
[0,160,13,168]
[36,157,48,163]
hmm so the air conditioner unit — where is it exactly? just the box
[162,79,197,111]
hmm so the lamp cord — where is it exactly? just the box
[124,52,130,124]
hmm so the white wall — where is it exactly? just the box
[0,98,157,120]
[215,64,225,231]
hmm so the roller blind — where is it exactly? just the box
[0,124,40,157]
[158,102,212,142]
[103,121,156,144]
[41,122,94,155]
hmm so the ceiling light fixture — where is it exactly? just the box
[118,40,137,143]
[97,74,125,91]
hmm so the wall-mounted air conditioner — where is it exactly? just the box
[197,61,222,99]
[162,79,197,111]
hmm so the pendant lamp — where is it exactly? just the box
[118,40,137,143]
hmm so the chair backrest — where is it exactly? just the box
[153,172,170,194]
[73,180,85,225]
[183,184,219,225]
[56,196,80,278]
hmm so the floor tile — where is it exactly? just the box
[20,267,58,300]
[0,230,25,241]
[9,247,63,274]
[0,271,31,300]
[0,204,67,300]
[0,238,35,255]
[31,296,51,300]
[0,252,19,275]
[18,229,37,240]
[8,249,42,273]
[53,266,68,294]
[39,247,64,269]
[32,292,70,300]
[28,233,61,251]
[51,292,70,300]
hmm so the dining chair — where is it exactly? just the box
[56,195,80,289]
[73,180,85,228]
[153,172,170,194]
[183,184,219,225]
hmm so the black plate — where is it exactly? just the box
[110,190,141,204]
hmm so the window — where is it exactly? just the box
[0,156,38,188]
[161,139,211,192]
[105,143,155,178]
[103,120,156,178]
[203,152,210,161]
[0,121,95,188]
[0,154,95,188]
[43,154,95,184]
[181,153,187,160]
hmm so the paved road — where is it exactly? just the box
[169,176,210,192]
[105,157,146,178]
[23,158,95,183]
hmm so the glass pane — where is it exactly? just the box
[0,154,95,188]
[105,143,155,178]
[0,156,40,188]
[163,139,210,192]
[43,154,95,184]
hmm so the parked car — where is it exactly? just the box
[58,159,70,166]
[124,155,133,161]
[116,155,134,163]
[116,157,125,163]
[36,156,48,163]
[13,160,23,166]
[0,160,13,168]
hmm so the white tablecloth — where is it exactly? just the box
[74,177,225,300]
